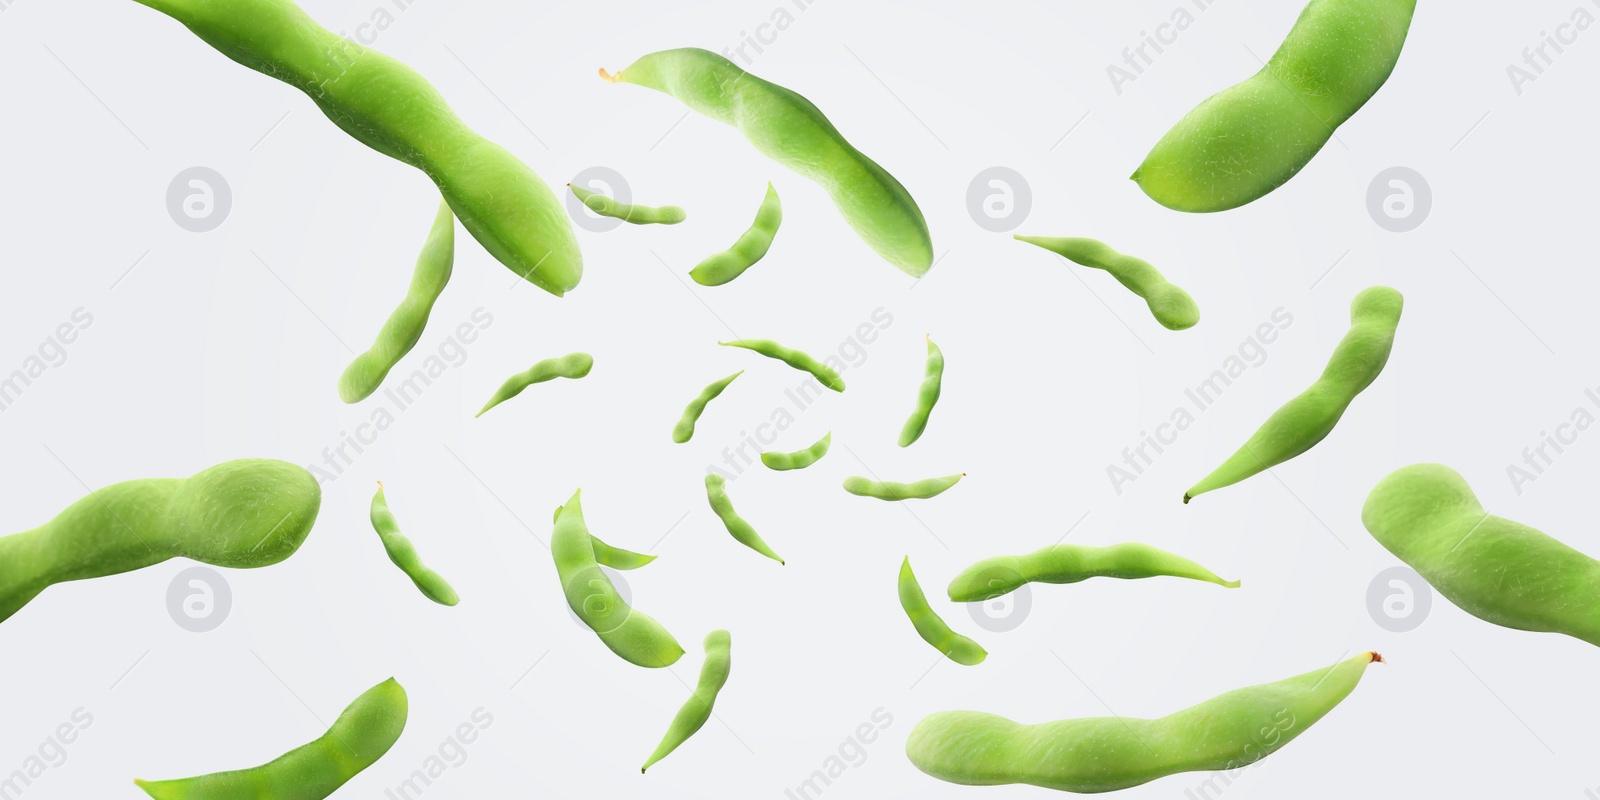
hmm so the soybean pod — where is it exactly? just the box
[641,630,733,772]
[704,474,783,565]
[475,352,593,418]
[690,183,782,286]
[843,474,963,501]
[672,371,743,444]
[899,557,986,666]
[552,490,683,667]
[719,339,844,393]
[760,432,831,471]
[369,483,458,606]
[552,505,658,570]
[946,543,1239,603]
[569,184,686,225]
[1014,236,1199,331]
[898,335,944,447]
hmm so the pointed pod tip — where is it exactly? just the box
[1369,651,1385,664]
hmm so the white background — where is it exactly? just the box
[2,0,1598,798]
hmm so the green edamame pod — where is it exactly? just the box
[672,371,743,444]
[339,199,455,403]
[569,184,686,225]
[844,474,963,501]
[0,459,321,624]
[369,483,458,606]
[603,49,933,276]
[552,490,684,668]
[1014,236,1199,331]
[641,630,733,772]
[899,557,986,667]
[552,505,658,570]
[131,0,581,294]
[1134,0,1417,212]
[898,335,944,447]
[689,183,782,286]
[1364,464,1600,647]
[946,543,1239,603]
[907,652,1381,792]
[719,339,844,392]
[135,677,407,800]
[475,352,594,418]
[704,474,783,565]
[760,432,831,471]
[1186,287,1402,503]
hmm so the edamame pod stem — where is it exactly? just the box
[552,490,684,668]
[899,557,986,667]
[130,0,581,295]
[339,199,455,403]
[1014,236,1200,331]
[761,432,831,471]
[672,371,743,444]
[641,630,733,772]
[475,352,594,418]
[369,483,458,606]
[603,49,933,276]
[0,459,321,624]
[1186,286,1403,503]
[906,652,1382,793]
[704,474,783,565]
[1134,0,1417,212]
[1364,464,1600,647]
[135,677,407,800]
[946,543,1239,603]
[843,474,963,501]
[719,339,844,392]
[690,183,782,286]
[569,184,686,225]
[898,335,944,447]
[552,505,658,569]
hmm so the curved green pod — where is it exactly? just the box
[1134,0,1417,212]
[603,48,933,276]
[1014,236,1199,331]
[690,183,782,286]
[899,557,986,666]
[130,0,581,295]
[475,352,594,418]
[672,371,743,444]
[135,677,407,799]
[339,199,455,403]
[760,432,831,471]
[1364,464,1600,647]
[569,184,686,225]
[552,505,658,570]
[0,459,321,624]
[641,630,733,772]
[369,483,458,606]
[552,490,683,668]
[898,335,944,447]
[704,474,783,565]
[1186,286,1402,503]
[906,652,1381,792]
[946,543,1239,603]
[843,473,963,501]
[719,339,843,392]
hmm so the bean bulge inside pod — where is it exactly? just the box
[552,490,684,668]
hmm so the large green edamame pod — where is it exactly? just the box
[136,677,407,799]
[1013,236,1199,331]
[906,652,1381,792]
[552,490,684,668]
[603,49,933,276]
[131,0,581,295]
[690,183,783,286]
[0,459,321,624]
[946,543,1239,603]
[641,630,733,772]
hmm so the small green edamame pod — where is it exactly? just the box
[946,543,1239,603]
[552,490,684,668]
[906,652,1382,793]
[603,49,933,276]
[1364,464,1600,647]
[704,474,783,565]
[135,677,407,800]
[1134,0,1417,212]
[760,432,831,471]
[568,184,686,225]
[689,183,782,286]
[719,339,844,392]
[338,199,455,403]
[131,0,581,295]
[899,557,986,667]
[369,483,458,606]
[898,335,944,447]
[672,371,743,444]
[1014,236,1200,331]
[475,352,594,418]
[552,505,658,569]
[0,459,321,625]
[1186,287,1402,503]
[843,474,963,501]
[641,629,733,772]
